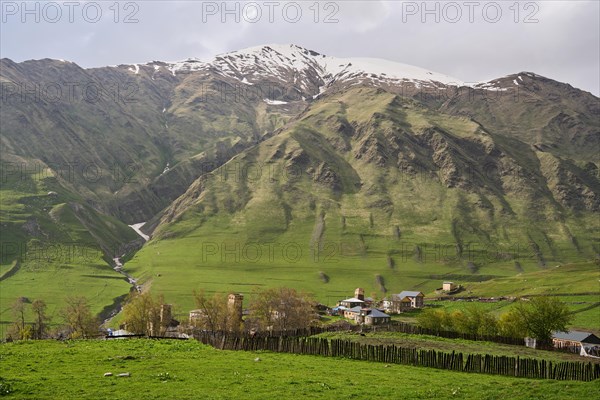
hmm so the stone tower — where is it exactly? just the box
[355,288,365,301]
[228,293,243,330]
[160,304,172,326]
[148,304,172,336]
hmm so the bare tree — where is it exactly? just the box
[248,288,317,332]
[31,299,50,339]
[191,291,230,332]
[121,292,163,335]
[60,296,99,339]
[6,297,31,340]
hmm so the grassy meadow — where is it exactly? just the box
[1,339,599,399]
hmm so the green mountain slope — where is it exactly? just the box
[0,154,137,336]
[0,58,299,222]
[124,86,599,314]
[0,54,304,331]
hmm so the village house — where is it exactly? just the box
[343,306,390,326]
[552,331,600,351]
[364,309,391,325]
[343,306,362,320]
[382,291,424,313]
[188,309,204,324]
[442,281,457,291]
[335,289,391,325]
[339,288,370,308]
[339,297,364,309]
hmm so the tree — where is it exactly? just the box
[60,296,99,339]
[31,299,50,339]
[191,291,231,332]
[416,308,451,332]
[451,307,498,336]
[512,297,572,347]
[121,292,163,335]
[6,297,31,340]
[12,297,26,331]
[498,309,527,338]
[449,310,473,334]
[477,310,499,337]
[248,288,317,331]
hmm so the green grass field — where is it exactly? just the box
[118,256,600,333]
[437,262,600,331]
[1,339,598,399]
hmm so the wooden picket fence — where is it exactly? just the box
[195,333,600,382]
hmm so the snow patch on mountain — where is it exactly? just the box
[264,99,289,105]
[129,222,149,241]
[166,58,208,76]
[323,56,463,86]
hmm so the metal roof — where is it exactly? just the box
[341,297,365,303]
[553,331,600,343]
[367,309,390,318]
[394,291,423,299]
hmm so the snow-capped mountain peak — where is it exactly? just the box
[157,44,464,86]
[210,44,464,87]
[130,44,465,96]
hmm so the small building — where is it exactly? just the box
[552,331,600,349]
[343,306,363,320]
[342,307,390,326]
[364,309,391,325]
[339,297,365,309]
[330,306,346,316]
[382,291,424,313]
[316,303,331,315]
[189,309,205,324]
[339,288,370,309]
[354,288,365,301]
[443,282,457,291]
[228,293,244,327]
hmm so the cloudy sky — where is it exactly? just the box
[1,1,599,95]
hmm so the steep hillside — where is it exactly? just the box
[0,154,137,336]
[124,86,599,313]
[0,53,301,222]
